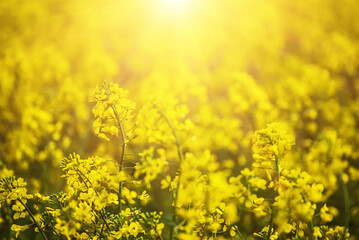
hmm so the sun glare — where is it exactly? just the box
[160,0,192,17]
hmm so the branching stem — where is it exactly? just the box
[158,110,184,240]
[111,105,127,213]
[4,179,48,240]
[18,198,48,240]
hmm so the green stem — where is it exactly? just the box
[340,176,350,240]
[98,211,111,233]
[123,198,158,240]
[158,110,184,240]
[48,221,61,239]
[5,201,13,239]
[235,226,244,240]
[267,155,280,240]
[266,210,274,240]
[111,105,127,213]
[158,110,184,164]
[18,198,48,240]
[275,156,280,181]
[3,179,48,240]
[238,182,250,222]
[75,169,111,233]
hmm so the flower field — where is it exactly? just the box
[1,0,359,239]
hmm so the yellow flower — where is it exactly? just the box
[11,224,29,238]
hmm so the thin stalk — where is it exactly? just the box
[235,226,244,240]
[123,198,158,240]
[5,201,13,239]
[48,221,61,239]
[239,182,251,222]
[98,212,111,233]
[267,156,280,240]
[18,198,48,240]
[340,176,350,240]
[3,180,48,240]
[275,156,281,180]
[111,105,127,213]
[310,220,314,232]
[158,110,184,163]
[295,224,299,239]
[266,210,274,240]
[158,110,184,240]
[75,169,111,233]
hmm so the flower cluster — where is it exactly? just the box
[89,81,136,142]
[137,95,194,146]
[0,177,42,238]
[252,123,294,173]
[1,0,359,238]
[1,81,356,240]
